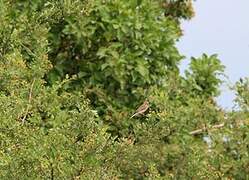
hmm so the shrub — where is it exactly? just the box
[47,0,183,110]
[185,54,225,97]
[0,0,248,179]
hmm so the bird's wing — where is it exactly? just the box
[136,101,147,112]
[130,101,149,118]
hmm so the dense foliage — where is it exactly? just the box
[0,0,248,179]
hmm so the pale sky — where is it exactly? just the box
[177,0,249,109]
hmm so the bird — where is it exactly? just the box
[130,100,149,119]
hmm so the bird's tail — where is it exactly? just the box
[130,112,138,119]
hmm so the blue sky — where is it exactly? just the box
[177,0,249,109]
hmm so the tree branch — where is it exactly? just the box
[22,79,35,124]
[189,123,225,135]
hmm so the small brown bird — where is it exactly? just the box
[130,100,149,119]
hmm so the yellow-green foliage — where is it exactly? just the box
[0,0,248,179]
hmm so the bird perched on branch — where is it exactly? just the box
[130,100,149,119]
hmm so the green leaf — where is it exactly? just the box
[96,47,108,58]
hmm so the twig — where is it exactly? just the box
[50,162,54,180]
[212,123,225,129]
[189,123,225,135]
[22,79,36,124]
[189,128,205,135]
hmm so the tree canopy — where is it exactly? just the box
[0,0,248,179]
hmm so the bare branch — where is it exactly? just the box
[22,79,36,124]
[189,128,205,135]
[189,123,225,135]
[212,123,225,129]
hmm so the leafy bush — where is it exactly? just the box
[185,54,225,97]
[0,0,248,179]
[235,77,249,110]
[162,0,195,20]
[47,0,184,110]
